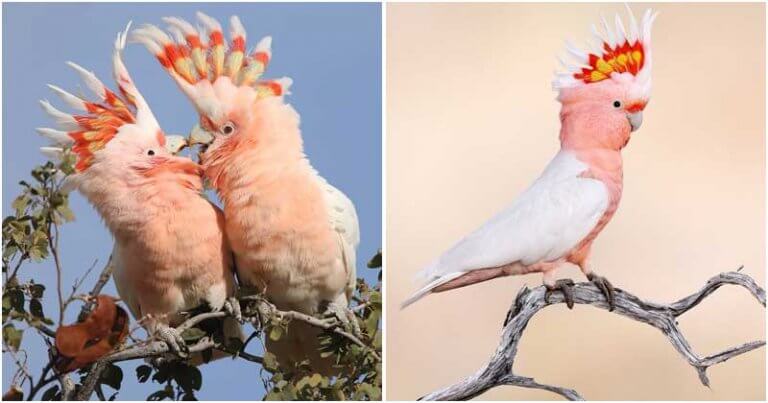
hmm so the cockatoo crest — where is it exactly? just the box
[130,12,292,120]
[38,23,163,173]
[553,7,658,100]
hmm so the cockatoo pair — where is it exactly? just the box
[404,8,658,309]
[38,13,359,373]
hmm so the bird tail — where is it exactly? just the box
[400,270,466,309]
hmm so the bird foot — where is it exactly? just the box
[154,324,188,358]
[587,273,616,311]
[545,279,576,309]
[223,297,243,323]
[324,302,361,336]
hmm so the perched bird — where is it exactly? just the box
[403,8,658,309]
[132,13,360,373]
[37,25,242,360]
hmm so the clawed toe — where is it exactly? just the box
[587,273,615,311]
[156,325,188,358]
[545,279,576,309]
[224,297,243,323]
[324,303,361,336]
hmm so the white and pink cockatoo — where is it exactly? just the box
[37,25,242,359]
[403,8,658,310]
[131,13,360,373]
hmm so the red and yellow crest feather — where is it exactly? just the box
[574,40,645,84]
[553,7,658,96]
[133,12,292,110]
[38,24,160,173]
[132,13,291,101]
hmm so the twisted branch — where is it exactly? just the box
[421,270,765,401]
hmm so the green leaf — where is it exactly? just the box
[29,284,45,299]
[7,288,25,313]
[268,326,283,342]
[174,365,202,392]
[181,327,206,342]
[28,247,45,262]
[3,324,23,351]
[188,366,202,391]
[147,385,173,401]
[201,348,212,364]
[136,365,152,383]
[262,352,279,372]
[308,373,324,387]
[3,244,18,260]
[11,195,29,217]
[55,204,75,222]
[41,385,59,401]
[29,298,44,319]
[59,153,76,175]
[100,364,123,390]
[367,250,382,268]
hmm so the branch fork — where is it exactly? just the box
[421,270,765,401]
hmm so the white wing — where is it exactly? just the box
[317,175,360,298]
[110,243,142,319]
[404,151,609,307]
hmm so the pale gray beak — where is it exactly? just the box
[628,112,643,132]
[189,124,215,146]
[164,135,188,154]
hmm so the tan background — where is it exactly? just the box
[386,3,765,400]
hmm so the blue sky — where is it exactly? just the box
[2,3,381,399]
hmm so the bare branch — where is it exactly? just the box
[48,222,65,325]
[420,270,765,401]
[62,257,115,401]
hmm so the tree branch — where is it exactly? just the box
[241,295,381,360]
[64,257,114,401]
[420,270,765,401]
[70,289,375,399]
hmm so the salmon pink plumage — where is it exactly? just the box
[37,25,242,360]
[402,7,658,309]
[133,13,360,374]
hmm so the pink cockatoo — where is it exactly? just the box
[403,8,658,310]
[37,25,242,359]
[131,13,360,373]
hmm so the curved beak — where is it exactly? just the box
[627,111,643,132]
[164,135,188,155]
[189,124,215,146]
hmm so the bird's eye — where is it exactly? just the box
[613,100,622,108]
[220,122,236,136]
[147,149,156,156]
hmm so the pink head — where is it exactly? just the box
[131,13,297,187]
[553,7,658,151]
[37,24,201,198]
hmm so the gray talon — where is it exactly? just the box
[224,297,243,323]
[546,279,576,309]
[325,302,361,336]
[156,324,188,358]
[587,273,616,311]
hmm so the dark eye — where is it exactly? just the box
[147,149,155,156]
[613,100,622,108]
[220,122,235,136]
